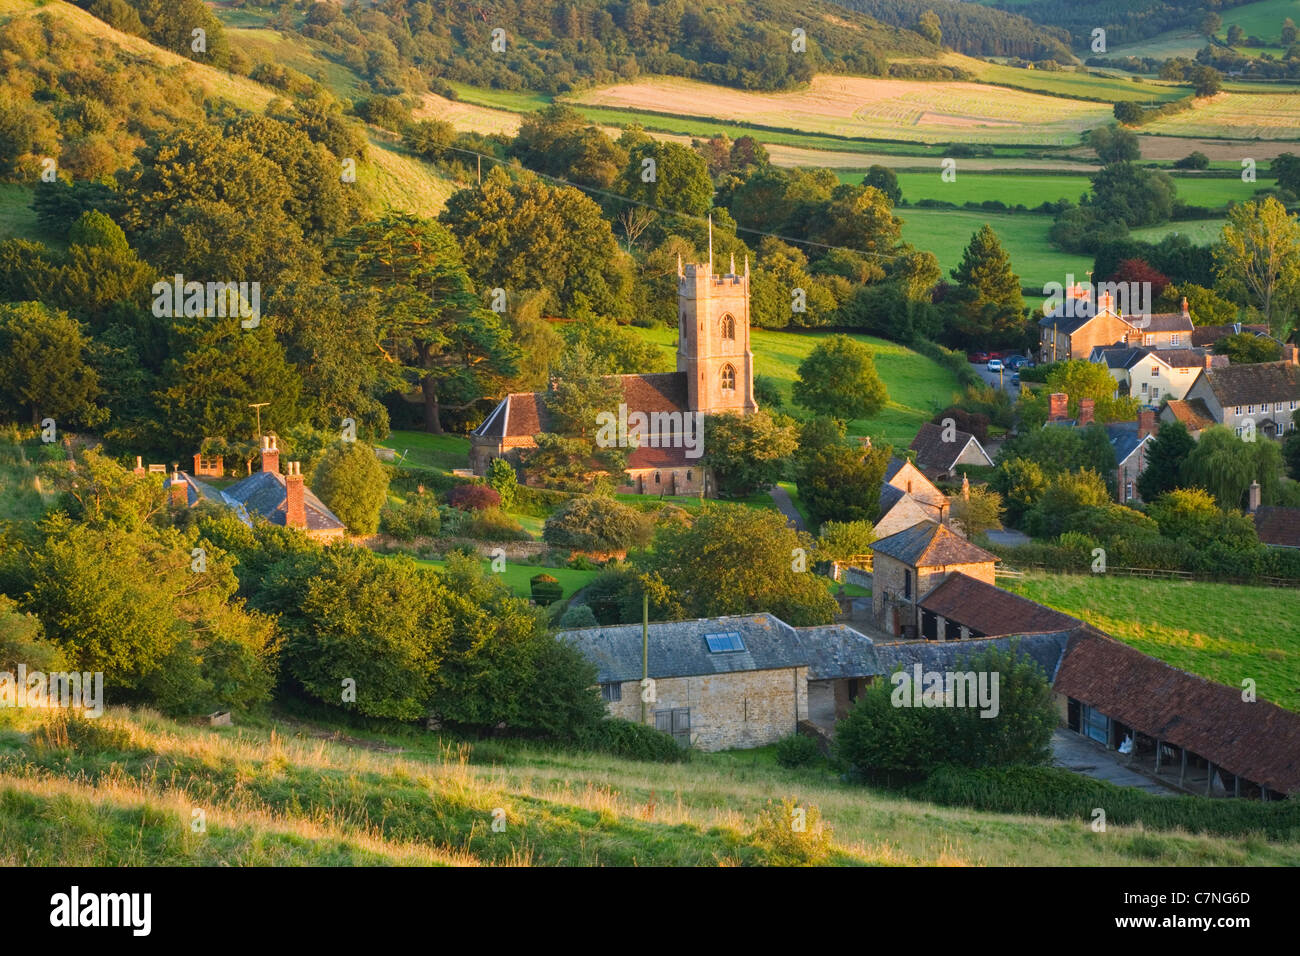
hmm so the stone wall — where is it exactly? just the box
[603,666,807,751]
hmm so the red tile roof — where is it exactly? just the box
[1053,628,1300,795]
[1254,506,1300,549]
[918,573,1079,637]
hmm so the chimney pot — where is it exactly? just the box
[1204,352,1213,370]
[1049,392,1069,421]
[285,461,306,529]
[1181,296,1189,316]
[1078,398,1095,427]
[1138,409,1157,440]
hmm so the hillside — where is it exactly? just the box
[3,705,1296,865]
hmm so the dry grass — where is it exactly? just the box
[1144,92,1300,140]
[566,75,1114,145]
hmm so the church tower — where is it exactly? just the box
[676,253,757,416]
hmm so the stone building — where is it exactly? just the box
[870,521,998,638]
[469,255,757,494]
[1167,349,1300,441]
[559,613,877,750]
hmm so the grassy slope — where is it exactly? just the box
[3,706,1294,866]
[633,326,962,450]
[1005,573,1300,712]
[414,558,598,602]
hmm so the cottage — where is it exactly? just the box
[1090,346,1223,406]
[874,455,948,538]
[907,422,993,481]
[1172,348,1300,440]
[470,256,757,494]
[165,435,346,541]
[870,521,999,638]
[1039,291,1193,363]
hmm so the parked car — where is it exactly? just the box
[987,358,1003,372]
[988,350,1006,360]
[1011,371,1021,385]
[1006,355,1028,369]
[967,351,990,364]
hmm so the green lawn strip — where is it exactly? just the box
[412,557,598,601]
[379,430,472,473]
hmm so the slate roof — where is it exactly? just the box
[908,422,989,475]
[558,613,880,683]
[1039,310,1101,336]
[1103,420,1150,466]
[166,472,227,508]
[1053,627,1300,795]
[1091,346,1145,370]
[1163,397,1216,432]
[471,372,694,469]
[870,521,998,568]
[1132,312,1194,333]
[222,470,345,533]
[873,630,1073,684]
[1198,361,1300,407]
[1146,348,1218,370]
[917,573,1080,637]
[1190,323,1271,348]
[1254,506,1300,549]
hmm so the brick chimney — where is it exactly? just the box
[284,460,306,529]
[133,456,145,476]
[1049,392,1069,421]
[1248,479,1261,514]
[1286,343,1299,366]
[261,434,280,475]
[961,473,970,501]
[1138,409,1157,440]
[169,468,188,508]
[1098,290,1114,314]
[1078,398,1095,427]
[1181,296,1189,318]
[1203,352,1214,370]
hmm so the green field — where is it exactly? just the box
[1220,0,1300,43]
[632,326,963,450]
[866,170,1275,209]
[1130,218,1227,245]
[898,208,1092,294]
[378,431,472,473]
[1005,573,1300,712]
[3,704,1294,865]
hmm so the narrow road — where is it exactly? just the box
[769,484,806,532]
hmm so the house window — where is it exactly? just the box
[904,569,913,600]
[720,364,736,391]
[1170,334,1180,346]
[1247,404,1255,415]
[1151,387,1159,400]
[1140,382,1148,393]
[1125,481,1133,501]
[1291,401,1298,412]
[654,471,660,485]
[1234,406,1242,416]
[600,683,622,702]
[1150,367,1159,377]
[686,470,692,481]
[1235,426,1244,437]
[720,313,736,340]
[1143,334,1154,346]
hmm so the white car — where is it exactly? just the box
[986,358,1003,372]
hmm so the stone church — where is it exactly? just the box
[469,256,757,495]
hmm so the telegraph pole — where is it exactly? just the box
[641,591,649,725]
[249,402,270,442]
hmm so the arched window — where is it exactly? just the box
[720,364,736,391]
[720,313,736,340]
[654,471,661,485]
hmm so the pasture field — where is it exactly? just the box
[941,54,1189,103]
[377,431,472,474]
[1143,91,1300,139]
[567,75,1115,146]
[3,705,1295,865]
[853,170,1274,208]
[1130,218,1227,246]
[1005,573,1300,712]
[1220,0,1300,42]
[633,326,962,450]
[898,208,1093,293]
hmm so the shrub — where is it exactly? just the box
[579,717,690,762]
[557,603,598,628]
[446,484,500,511]
[530,573,563,606]
[775,733,822,768]
[486,457,518,510]
[746,797,834,865]
[379,492,441,541]
[310,442,390,535]
[543,495,651,552]
[467,508,528,541]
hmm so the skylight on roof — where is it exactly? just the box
[705,632,745,653]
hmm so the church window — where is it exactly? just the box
[720,364,736,391]
[721,313,736,339]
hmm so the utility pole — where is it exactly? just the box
[641,591,649,725]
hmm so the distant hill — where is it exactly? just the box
[831,0,1074,60]
[223,0,941,95]
[972,0,1266,49]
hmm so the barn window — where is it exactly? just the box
[705,632,746,653]
[904,570,913,599]
[686,470,692,481]
[720,364,736,391]
[600,683,622,702]
[654,471,661,484]
[720,313,736,339]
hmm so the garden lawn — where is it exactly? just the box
[379,430,472,473]
[1004,573,1300,712]
[414,557,598,602]
[633,326,962,451]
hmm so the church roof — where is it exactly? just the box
[473,372,695,469]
